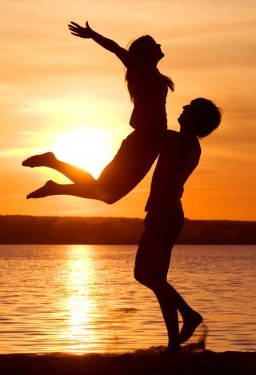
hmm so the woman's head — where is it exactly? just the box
[178,98,222,138]
[128,35,164,64]
[125,35,174,101]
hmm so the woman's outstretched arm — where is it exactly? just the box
[68,21,129,66]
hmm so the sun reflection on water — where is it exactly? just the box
[61,246,99,353]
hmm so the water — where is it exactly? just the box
[0,244,255,354]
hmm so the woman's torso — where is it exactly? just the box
[128,67,169,133]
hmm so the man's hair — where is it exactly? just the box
[190,98,222,138]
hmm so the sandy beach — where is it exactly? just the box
[0,349,255,375]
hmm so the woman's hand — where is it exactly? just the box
[68,20,128,65]
[68,21,93,38]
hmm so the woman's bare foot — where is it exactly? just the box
[179,312,203,344]
[27,180,57,199]
[22,152,56,168]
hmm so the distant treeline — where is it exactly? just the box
[0,215,255,245]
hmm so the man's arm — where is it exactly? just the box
[68,21,129,66]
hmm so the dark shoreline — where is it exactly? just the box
[0,215,256,245]
[0,350,255,375]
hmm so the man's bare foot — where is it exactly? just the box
[165,346,184,359]
[22,152,56,168]
[182,325,207,353]
[27,180,57,199]
[179,312,203,344]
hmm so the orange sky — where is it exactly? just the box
[1,0,255,220]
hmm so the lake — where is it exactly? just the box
[0,244,255,354]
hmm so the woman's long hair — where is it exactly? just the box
[125,35,174,101]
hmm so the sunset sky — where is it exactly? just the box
[1,0,255,220]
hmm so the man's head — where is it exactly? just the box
[178,98,222,138]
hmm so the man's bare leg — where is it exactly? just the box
[166,284,203,343]
[153,284,182,354]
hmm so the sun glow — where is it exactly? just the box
[52,127,115,178]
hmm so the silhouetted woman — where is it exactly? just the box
[23,21,174,202]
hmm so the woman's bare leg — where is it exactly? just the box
[22,149,154,204]
[26,179,106,201]
[22,152,96,185]
[23,152,113,201]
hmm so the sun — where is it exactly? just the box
[52,127,115,178]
